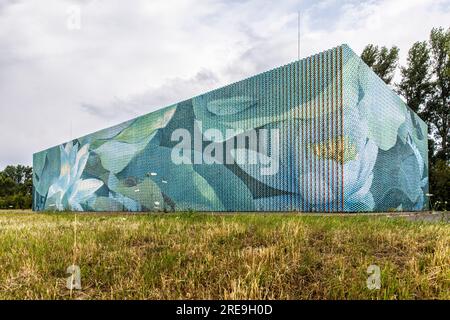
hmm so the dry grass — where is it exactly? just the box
[0,210,448,300]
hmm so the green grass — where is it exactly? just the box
[0,210,448,300]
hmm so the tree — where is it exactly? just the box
[447,40,450,77]
[361,44,400,84]
[397,41,432,113]
[429,159,450,205]
[0,173,16,197]
[1,165,32,195]
[422,27,450,161]
[3,165,27,185]
[361,44,378,67]
[0,165,33,209]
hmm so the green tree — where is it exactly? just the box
[429,159,450,206]
[361,44,378,67]
[422,27,450,161]
[1,165,32,195]
[0,173,16,197]
[447,40,450,77]
[397,41,432,113]
[361,44,400,84]
[0,165,33,209]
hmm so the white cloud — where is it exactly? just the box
[0,0,449,169]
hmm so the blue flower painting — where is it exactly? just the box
[33,45,428,212]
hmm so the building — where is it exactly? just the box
[33,45,429,212]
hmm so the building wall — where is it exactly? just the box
[342,45,429,212]
[33,45,428,212]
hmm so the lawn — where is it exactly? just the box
[0,210,448,300]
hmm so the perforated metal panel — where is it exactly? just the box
[33,45,428,212]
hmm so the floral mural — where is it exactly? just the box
[33,45,428,212]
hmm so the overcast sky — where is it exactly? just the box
[0,0,449,169]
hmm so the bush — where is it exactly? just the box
[0,195,32,209]
[429,159,450,205]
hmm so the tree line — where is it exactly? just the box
[0,165,33,209]
[361,27,449,207]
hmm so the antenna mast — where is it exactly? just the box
[297,11,300,60]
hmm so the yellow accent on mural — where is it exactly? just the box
[312,136,357,164]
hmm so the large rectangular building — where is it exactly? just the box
[33,45,429,212]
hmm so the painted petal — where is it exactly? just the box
[406,134,424,178]
[345,192,375,212]
[68,178,103,206]
[33,152,47,180]
[358,61,406,150]
[346,173,374,204]
[110,177,164,210]
[356,139,378,183]
[58,145,72,190]
[45,190,64,210]
[64,141,73,157]
[95,141,140,174]
[79,119,134,145]
[70,142,78,169]
[114,106,176,144]
[35,148,61,197]
[344,139,378,197]
[207,96,255,116]
[94,134,155,174]
[47,181,64,200]
[73,144,90,181]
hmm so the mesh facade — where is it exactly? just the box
[33,45,429,212]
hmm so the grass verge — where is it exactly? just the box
[0,210,448,299]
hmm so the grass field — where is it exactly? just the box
[0,210,448,300]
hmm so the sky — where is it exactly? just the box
[0,0,449,169]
